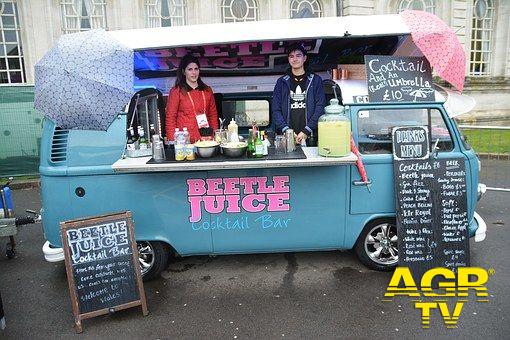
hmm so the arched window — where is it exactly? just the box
[221,0,259,23]
[0,0,25,83]
[469,0,494,76]
[397,0,435,13]
[145,0,187,27]
[290,0,323,18]
[60,0,107,34]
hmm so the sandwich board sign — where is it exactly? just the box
[60,211,148,333]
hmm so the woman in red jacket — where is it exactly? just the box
[165,55,219,143]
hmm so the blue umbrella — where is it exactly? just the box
[34,29,134,130]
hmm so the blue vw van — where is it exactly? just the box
[39,17,487,280]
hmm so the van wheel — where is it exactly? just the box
[354,218,398,271]
[137,241,170,281]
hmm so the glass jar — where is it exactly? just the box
[318,98,351,157]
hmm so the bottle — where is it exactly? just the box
[247,128,255,158]
[261,131,269,156]
[182,127,194,160]
[126,127,136,154]
[182,127,190,143]
[138,126,148,150]
[152,134,165,162]
[227,118,238,142]
[254,131,264,158]
[174,128,186,161]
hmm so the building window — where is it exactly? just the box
[397,0,435,13]
[145,0,187,27]
[469,0,494,76]
[0,0,25,83]
[336,0,342,16]
[60,0,107,34]
[221,0,259,23]
[290,0,322,18]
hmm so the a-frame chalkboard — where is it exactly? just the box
[60,211,148,333]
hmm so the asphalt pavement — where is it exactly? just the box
[0,188,508,339]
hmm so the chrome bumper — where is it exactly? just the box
[42,240,64,262]
[473,211,487,242]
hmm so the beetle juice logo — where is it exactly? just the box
[187,176,291,223]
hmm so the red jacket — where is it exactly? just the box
[165,86,219,143]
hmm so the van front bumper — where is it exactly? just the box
[473,211,487,242]
[42,241,64,262]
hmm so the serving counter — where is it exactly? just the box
[112,147,357,173]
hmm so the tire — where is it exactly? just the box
[354,218,398,271]
[137,241,170,281]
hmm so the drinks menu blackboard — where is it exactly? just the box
[365,55,434,103]
[61,211,147,333]
[392,126,470,282]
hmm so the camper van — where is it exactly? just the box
[39,15,487,280]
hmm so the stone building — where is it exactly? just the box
[2,0,509,123]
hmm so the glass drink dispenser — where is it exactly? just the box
[318,98,351,157]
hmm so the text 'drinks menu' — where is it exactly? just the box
[392,126,469,282]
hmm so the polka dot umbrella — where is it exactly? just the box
[400,10,466,92]
[34,29,134,130]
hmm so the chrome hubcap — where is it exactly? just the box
[137,241,155,276]
[364,223,398,265]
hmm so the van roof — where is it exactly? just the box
[108,15,410,50]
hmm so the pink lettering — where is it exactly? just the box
[225,195,241,213]
[242,194,266,213]
[213,58,238,69]
[239,177,257,194]
[203,45,229,57]
[203,196,226,214]
[188,196,203,223]
[272,176,290,193]
[237,42,258,56]
[206,178,223,195]
[240,56,265,68]
[224,178,240,195]
[256,177,274,194]
[267,193,290,211]
[261,41,285,54]
[187,179,206,196]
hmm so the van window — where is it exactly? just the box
[222,99,270,127]
[357,108,454,154]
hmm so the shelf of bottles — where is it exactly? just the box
[125,92,163,158]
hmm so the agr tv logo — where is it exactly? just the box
[383,267,493,328]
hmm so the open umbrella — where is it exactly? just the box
[400,10,466,92]
[34,29,134,130]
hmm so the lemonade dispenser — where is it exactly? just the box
[318,98,351,157]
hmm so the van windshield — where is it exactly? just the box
[357,108,454,154]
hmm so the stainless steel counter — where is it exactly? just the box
[112,147,358,173]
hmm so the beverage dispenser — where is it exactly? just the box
[318,98,351,157]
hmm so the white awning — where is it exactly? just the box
[108,15,410,50]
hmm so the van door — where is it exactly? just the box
[349,104,459,218]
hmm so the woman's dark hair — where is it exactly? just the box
[174,54,208,91]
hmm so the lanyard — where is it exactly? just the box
[187,90,206,115]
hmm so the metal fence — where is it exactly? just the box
[459,125,510,192]
[0,85,43,177]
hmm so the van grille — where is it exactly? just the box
[50,127,69,163]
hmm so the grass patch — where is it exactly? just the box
[461,128,510,154]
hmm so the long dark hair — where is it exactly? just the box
[174,54,209,91]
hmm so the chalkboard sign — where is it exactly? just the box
[60,211,148,333]
[365,55,434,103]
[392,126,470,283]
